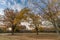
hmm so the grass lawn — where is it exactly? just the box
[0,33,60,40]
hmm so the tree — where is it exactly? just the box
[27,13,41,35]
[28,0,60,34]
[4,8,30,35]
[41,0,60,34]
[4,8,17,35]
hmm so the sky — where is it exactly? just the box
[0,0,28,15]
[0,0,48,15]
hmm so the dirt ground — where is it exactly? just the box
[0,33,60,40]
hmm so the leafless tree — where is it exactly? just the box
[28,0,60,35]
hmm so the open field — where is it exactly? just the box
[0,33,60,40]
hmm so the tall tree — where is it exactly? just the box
[28,0,60,34]
[4,8,30,35]
[4,8,17,35]
[42,0,60,34]
[27,13,41,35]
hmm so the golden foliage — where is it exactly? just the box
[13,8,31,25]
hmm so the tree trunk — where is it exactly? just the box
[52,21,59,35]
[12,25,15,35]
[55,22,59,35]
[35,26,39,35]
